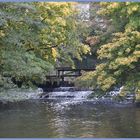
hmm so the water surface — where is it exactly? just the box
[0,99,140,138]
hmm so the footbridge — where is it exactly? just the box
[45,67,95,88]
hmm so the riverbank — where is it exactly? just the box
[0,88,41,103]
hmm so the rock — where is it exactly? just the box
[135,101,140,107]
[0,100,8,105]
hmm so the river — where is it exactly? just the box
[0,97,140,138]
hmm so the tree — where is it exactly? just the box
[32,2,91,67]
[0,3,54,88]
[0,2,90,88]
[76,2,140,100]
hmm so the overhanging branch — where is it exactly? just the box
[26,45,58,52]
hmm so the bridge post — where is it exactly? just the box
[61,76,64,82]
[78,70,82,76]
[57,70,60,77]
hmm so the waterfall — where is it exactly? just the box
[41,87,92,100]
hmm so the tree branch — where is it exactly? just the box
[26,45,58,52]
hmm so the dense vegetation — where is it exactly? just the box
[0,2,140,101]
[0,2,90,89]
[76,2,140,100]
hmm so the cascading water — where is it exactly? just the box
[40,86,134,110]
[41,87,93,100]
[0,86,134,106]
[40,87,93,109]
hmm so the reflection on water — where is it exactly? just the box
[0,100,140,138]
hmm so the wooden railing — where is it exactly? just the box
[46,67,95,82]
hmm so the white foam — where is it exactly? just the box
[47,90,92,100]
